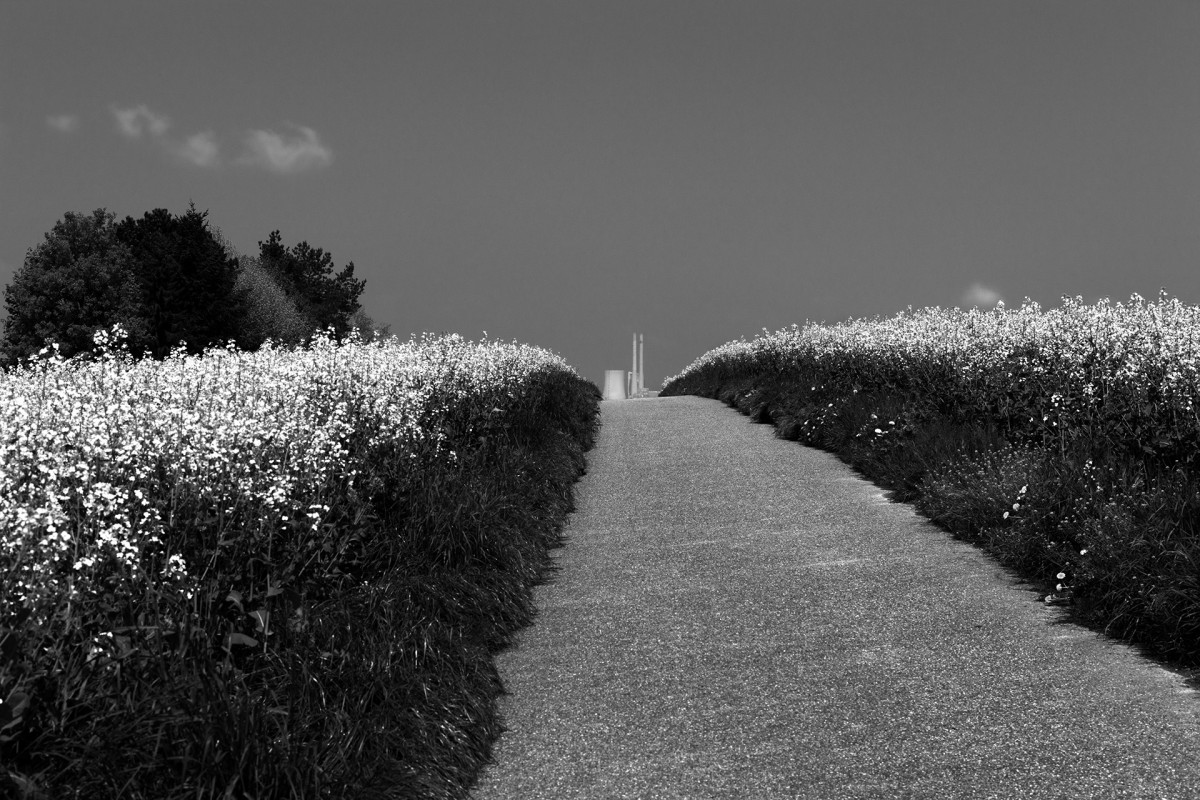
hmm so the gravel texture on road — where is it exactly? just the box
[470,396,1200,799]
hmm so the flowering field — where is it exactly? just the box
[0,328,600,799]
[663,292,1200,671]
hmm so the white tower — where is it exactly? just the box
[638,333,644,394]
[630,333,644,396]
[606,334,644,400]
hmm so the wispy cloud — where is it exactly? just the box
[961,282,1003,308]
[46,114,79,134]
[112,104,170,139]
[239,125,332,174]
[111,104,221,168]
[107,105,330,175]
[171,131,220,167]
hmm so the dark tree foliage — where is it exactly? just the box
[257,230,366,339]
[115,204,246,357]
[3,208,373,367]
[350,307,390,339]
[1,209,145,365]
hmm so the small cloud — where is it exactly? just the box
[46,114,79,133]
[961,283,1003,308]
[170,131,220,167]
[112,104,219,168]
[108,106,330,174]
[240,124,332,173]
[112,104,170,138]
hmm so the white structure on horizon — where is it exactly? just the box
[602,369,627,400]
[602,333,645,400]
[627,333,644,397]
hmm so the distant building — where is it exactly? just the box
[606,333,651,399]
[603,370,627,400]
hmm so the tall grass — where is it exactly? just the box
[663,292,1200,670]
[0,327,600,799]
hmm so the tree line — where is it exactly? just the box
[1,205,383,366]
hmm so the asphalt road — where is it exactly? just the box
[470,396,1200,799]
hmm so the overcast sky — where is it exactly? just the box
[3,1,1199,387]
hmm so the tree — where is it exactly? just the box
[232,254,315,349]
[115,204,246,357]
[3,209,374,367]
[205,222,312,350]
[2,209,146,365]
[350,308,390,339]
[256,231,366,340]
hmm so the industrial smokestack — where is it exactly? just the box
[614,334,645,399]
[630,333,645,396]
[638,333,644,395]
[633,331,643,393]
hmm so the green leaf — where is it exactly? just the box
[0,691,29,731]
[0,629,20,662]
[225,632,258,649]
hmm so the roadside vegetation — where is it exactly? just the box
[0,205,603,797]
[663,292,1200,673]
[2,206,377,368]
[0,327,599,798]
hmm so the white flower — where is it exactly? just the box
[0,326,576,637]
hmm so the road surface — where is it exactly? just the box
[471,396,1200,799]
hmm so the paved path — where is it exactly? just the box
[470,397,1200,799]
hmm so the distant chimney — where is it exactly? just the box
[638,333,644,394]
[633,331,643,393]
[606,334,644,400]
[631,333,644,396]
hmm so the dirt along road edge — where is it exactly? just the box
[470,396,1200,799]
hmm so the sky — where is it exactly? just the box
[3,1,1199,388]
